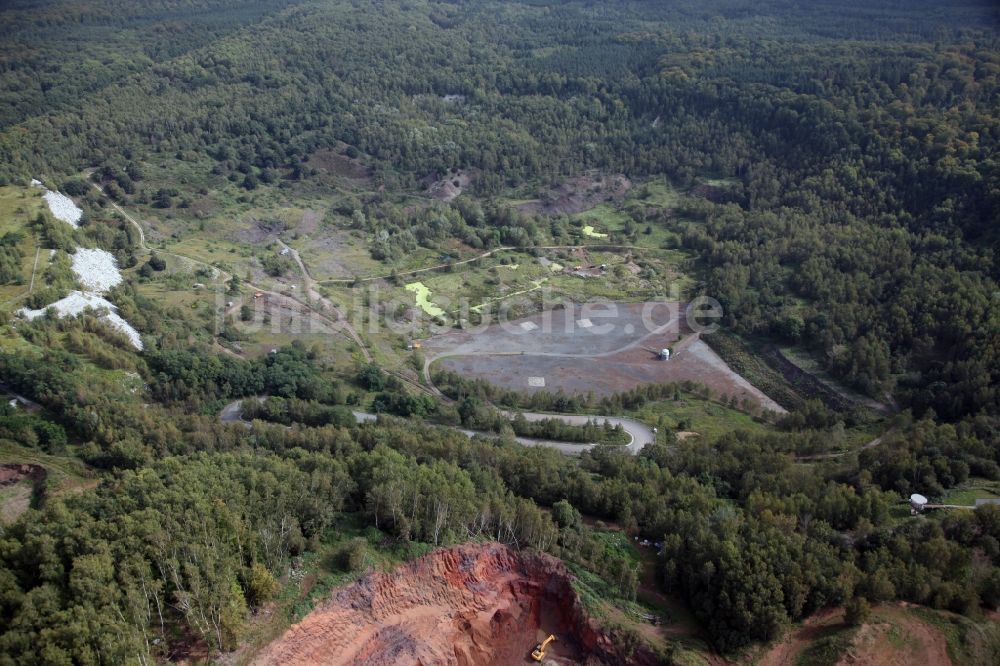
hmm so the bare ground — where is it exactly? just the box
[757,604,952,666]
[0,464,46,524]
[306,147,372,184]
[234,217,288,245]
[253,543,661,666]
[424,302,785,413]
[425,168,475,202]
[518,173,632,216]
[837,606,951,666]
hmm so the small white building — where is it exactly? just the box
[659,348,671,361]
[910,493,928,511]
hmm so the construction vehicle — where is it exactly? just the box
[531,634,556,661]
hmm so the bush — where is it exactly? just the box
[552,499,582,529]
[357,364,385,391]
[243,562,278,607]
[147,254,166,271]
[844,596,871,626]
[334,537,368,572]
[61,179,90,196]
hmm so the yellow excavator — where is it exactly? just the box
[531,634,557,661]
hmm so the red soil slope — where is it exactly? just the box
[254,542,658,666]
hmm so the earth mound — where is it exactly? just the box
[254,542,658,666]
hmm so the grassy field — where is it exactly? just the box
[698,176,740,189]
[568,178,686,252]
[628,391,773,442]
[939,480,1000,506]
[0,185,45,304]
[92,169,706,375]
[389,248,689,320]
[0,439,98,523]
[404,281,447,317]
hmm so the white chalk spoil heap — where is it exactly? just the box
[19,291,143,350]
[23,179,142,350]
[71,248,123,293]
[32,179,82,228]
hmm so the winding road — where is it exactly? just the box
[82,187,885,464]
[100,189,664,457]
[220,399,655,456]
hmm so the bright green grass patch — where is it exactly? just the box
[569,563,654,621]
[629,391,773,442]
[576,203,630,227]
[405,281,446,318]
[639,180,681,208]
[582,224,609,238]
[0,185,45,230]
[592,529,642,568]
[939,483,1000,506]
[699,176,739,189]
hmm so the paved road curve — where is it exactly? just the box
[220,400,653,456]
[500,410,655,455]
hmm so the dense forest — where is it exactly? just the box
[1,0,997,418]
[0,0,999,663]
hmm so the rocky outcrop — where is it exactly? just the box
[254,542,660,666]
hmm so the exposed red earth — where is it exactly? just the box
[254,543,661,666]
